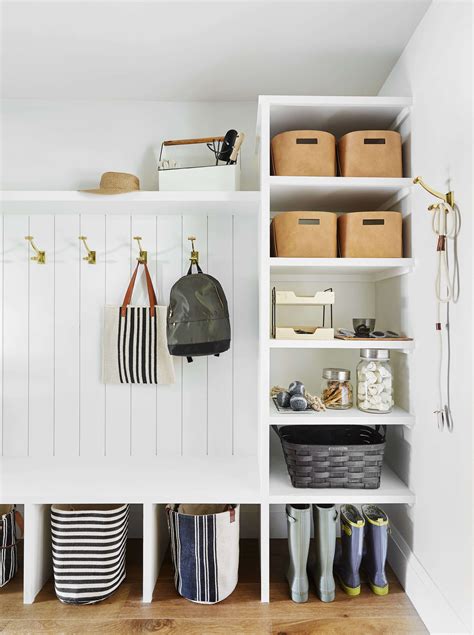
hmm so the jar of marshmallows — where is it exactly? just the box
[357,349,394,414]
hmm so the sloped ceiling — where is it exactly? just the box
[1,0,431,100]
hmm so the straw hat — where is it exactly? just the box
[82,172,140,194]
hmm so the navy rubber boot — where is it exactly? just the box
[334,504,365,596]
[361,504,390,595]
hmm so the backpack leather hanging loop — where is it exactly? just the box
[187,261,203,275]
[121,261,158,317]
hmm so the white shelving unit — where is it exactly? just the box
[258,95,415,602]
[1,95,417,608]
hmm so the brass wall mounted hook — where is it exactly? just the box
[79,236,96,264]
[413,176,455,208]
[24,235,46,264]
[188,236,199,265]
[133,236,147,264]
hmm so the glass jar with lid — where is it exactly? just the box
[321,368,353,410]
[357,349,393,413]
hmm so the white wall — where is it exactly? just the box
[0,100,258,191]
[379,1,472,631]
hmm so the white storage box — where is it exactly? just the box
[156,135,242,191]
[158,164,240,191]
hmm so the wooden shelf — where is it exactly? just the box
[269,431,415,504]
[270,257,415,281]
[0,190,260,214]
[269,399,415,427]
[269,176,412,212]
[0,456,261,504]
[269,338,414,351]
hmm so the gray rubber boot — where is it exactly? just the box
[334,504,365,596]
[311,504,337,602]
[286,504,311,602]
[361,504,390,596]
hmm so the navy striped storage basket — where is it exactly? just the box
[51,504,129,604]
[0,505,19,588]
[167,504,240,604]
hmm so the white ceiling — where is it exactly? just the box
[1,1,431,100]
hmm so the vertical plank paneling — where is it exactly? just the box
[207,215,233,456]
[130,215,157,457]
[54,215,80,456]
[233,214,258,456]
[155,216,182,457]
[181,216,208,456]
[0,216,3,453]
[105,215,132,456]
[3,215,29,456]
[29,215,55,456]
[80,215,106,456]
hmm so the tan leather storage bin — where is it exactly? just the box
[338,130,403,177]
[338,211,403,258]
[271,211,337,258]
[271,130,336,176]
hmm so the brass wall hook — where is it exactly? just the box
[24,235,46,264]
[413,176,455,208]
[133,236,147,264]
[188,236,199,265]
[79,236,96,264]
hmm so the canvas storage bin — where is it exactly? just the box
[276,425,386,489]
[338,130,403,177]
[271,130,336,176]
[338,211,403,258]
[51,504,129,605]
[167,504,240,604]
[0,505,20,587]
[271,211,337,257]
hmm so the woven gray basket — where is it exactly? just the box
[277,425,386,489]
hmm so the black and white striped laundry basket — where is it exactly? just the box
[0,505,19,587]
[51,504,129,605]
[167,504,240,604]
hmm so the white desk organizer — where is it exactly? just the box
[271,288,335,340]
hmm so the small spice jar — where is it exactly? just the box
[357,349,394,413]
[321,368,353,410]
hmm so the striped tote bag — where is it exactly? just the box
[103,261,175,385]
[51,504,129,605]
[167,504,240,604]
[0,505,20,587]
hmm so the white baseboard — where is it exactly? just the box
[388,524,468,635]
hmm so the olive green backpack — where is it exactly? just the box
[167,261,231,363]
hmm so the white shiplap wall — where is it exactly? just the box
[1,213,257,458]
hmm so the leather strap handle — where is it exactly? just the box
[121,262,158,318]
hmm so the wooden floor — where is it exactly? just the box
[0,539,427,634]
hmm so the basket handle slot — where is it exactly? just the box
[364,138,386,144]
[298,218,320,225]
[363,219,385,226]
[296,138,318,144]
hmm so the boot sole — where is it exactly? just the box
[290,591,308,603]
[336,574,361,597]
[370,582,389,596]
[317,591,335,603]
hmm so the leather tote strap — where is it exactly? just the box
[121,262,158,317]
